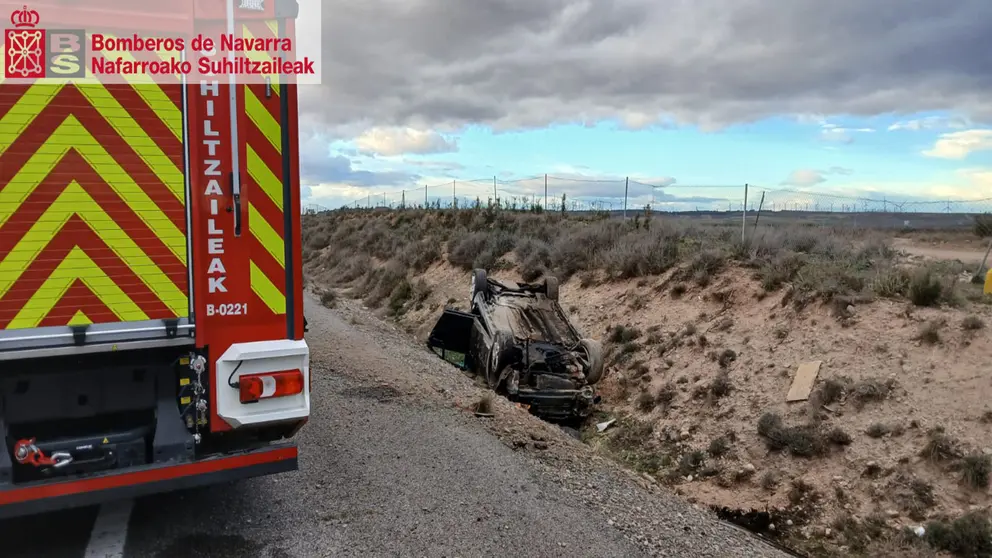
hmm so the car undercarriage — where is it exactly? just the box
[427,269,605,422]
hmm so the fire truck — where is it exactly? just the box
[0,0,309,518]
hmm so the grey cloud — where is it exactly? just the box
[298,128,419,186]
[301,0,992,135]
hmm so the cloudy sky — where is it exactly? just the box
[294,0,992,211]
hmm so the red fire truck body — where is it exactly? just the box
[0,0,309,518]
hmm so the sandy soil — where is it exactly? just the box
[378,257,992,552]
[893,237,990,266]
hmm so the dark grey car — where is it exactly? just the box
[427,269,605,422]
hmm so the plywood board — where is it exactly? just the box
[786,360,822,402]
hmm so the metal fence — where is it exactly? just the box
[302,175,992,229]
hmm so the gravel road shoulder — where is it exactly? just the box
[309,291,795,558]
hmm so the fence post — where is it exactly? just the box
[425,185,428,207]
[974,238,992,281]
[623,177,629,219]
[401,190,405,208]
[750,191,765,241]
[741,184,749,244]
[493,175,497,206]
[544,174,548,209]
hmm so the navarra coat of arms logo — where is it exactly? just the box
[5,5,44,78]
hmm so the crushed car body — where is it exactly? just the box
[427,269,605,422]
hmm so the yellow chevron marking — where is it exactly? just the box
[69,310,92,325]
[74,83,184,200]
[250,260,285,315]
[242,24,280,94]
[87,34,183,139]
[266,20,279,37]
[0,182,188,315]
[246,87,282,154]
[247,145,283,211]
[0,83,65,157]
[8,246,149,329]
[0,115,187,263]
[249,203,284,267]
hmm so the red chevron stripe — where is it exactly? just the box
[247,83,281,123]
[0,86,185,231]
[0,87,80,169]
[244,127,286,240]
[37,281,118,328]
[0,217,178,328]
[0,152,188,289]
[0,83,30,118]
[126,49,184,88]
[102,83,183,168]
[247,287,279,322]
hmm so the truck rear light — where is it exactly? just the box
[239,370,304,404]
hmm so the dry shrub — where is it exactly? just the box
[756,412,837,458]
[787,478,820,506]
[962,315,985,331]
[361,260,408,307]
[921,427,960,463]
[914,320,943,345]
[908,270,946,307]
[924,512,992,557]
[710,372,732,398]
[607,325,642,344]
[962,453,991,490]
[319,290,337,308]
[973,213,992,237]
[708,435,731,457]
[851,377,895,408]
[636,391,657,412]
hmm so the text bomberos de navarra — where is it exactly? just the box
[88,33,315,76]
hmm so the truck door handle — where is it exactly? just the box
[229,171,242,237]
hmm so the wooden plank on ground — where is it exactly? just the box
[786,360,822,402]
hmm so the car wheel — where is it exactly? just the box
[578,338,605,384]
[487,332,507,389]
[471,268,488,303]
[545,275,559,301]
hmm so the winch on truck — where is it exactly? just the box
[0,0,309,518]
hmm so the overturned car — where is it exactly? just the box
[427,269,606,422]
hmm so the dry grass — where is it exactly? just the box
[302,208,974,316]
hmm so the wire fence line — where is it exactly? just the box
[302,175,992,227]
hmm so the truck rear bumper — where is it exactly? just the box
[0,443,297,520]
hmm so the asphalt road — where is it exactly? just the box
[0,295,792,558]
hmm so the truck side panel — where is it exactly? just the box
[189,8,307,433]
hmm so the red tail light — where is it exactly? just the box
[239,370,305,404]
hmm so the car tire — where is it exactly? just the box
[471,268,488,303]
[578,338,605,384]
[545,275,559,301]
[487,330,513,389]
